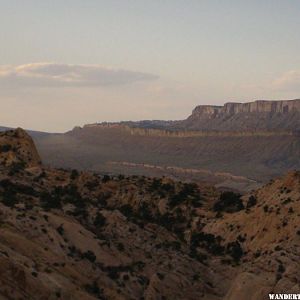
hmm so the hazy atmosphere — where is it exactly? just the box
[1,2,300,299]
[1,0,300,131]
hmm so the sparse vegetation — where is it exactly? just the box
[213,192,244,213]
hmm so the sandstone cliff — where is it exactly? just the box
[180,99,300,131]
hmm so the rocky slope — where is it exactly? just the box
[0,128,299,299]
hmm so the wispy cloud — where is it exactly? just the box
[271,70,300,92]
[0,63,158,87]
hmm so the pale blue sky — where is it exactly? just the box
[1,0,300,131]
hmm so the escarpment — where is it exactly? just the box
[80,99,300,133]
[180,99,300,131]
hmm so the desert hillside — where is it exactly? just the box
[0,128,299,299]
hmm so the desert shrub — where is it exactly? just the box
[119,204,133,217]
[8,161,26,175]
[72,207,88,219]
[138,202,153,221]
[56,225,64,236]
[82,250,96,263]
[263,205,269,213]
[102,264,139,280]
[156,212,174,230]
[213,192,244,213]
[70,169,79,180]
[137,275,149,286]
[277,263,285,273]
[117,243,125,251]
[246,195,257,208]
[118,174,125,180]
[282,198,292,205]
[85,281,104,298]
[0,180,37,197]
[193,274,200,281]
[161,183,174,192]
[0,144,12,152]
[148,178,162,192]
[226,241,243,262]
[189,248,208,262]
[162,240,181,251]
[84,180,99,190]
[102,175,111,183]
[106,267,119,280]
[1,189,18,207]
[94,212,106,227]
[63,185,85,209]
[169,193,185,207]
[190,232,224,256]
[169,183,201,208]
[40,191,61,210]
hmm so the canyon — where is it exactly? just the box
[0,128,299,299]
[27,99,300,192]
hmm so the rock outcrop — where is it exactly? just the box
[0,128,42,168]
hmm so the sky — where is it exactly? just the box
[1,0,300,132]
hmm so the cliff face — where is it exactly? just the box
[191,99,300,117]
[180,99,300,131]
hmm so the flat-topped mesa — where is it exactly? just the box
[182,99,300,131]
[76,99,300,134]
[0,128,42,169]
[191,99,300,119]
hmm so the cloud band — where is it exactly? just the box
[0,63,158,87]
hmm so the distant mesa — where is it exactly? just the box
[191,99,300,117]
[179,99,300,131]
[81,99,300,133]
